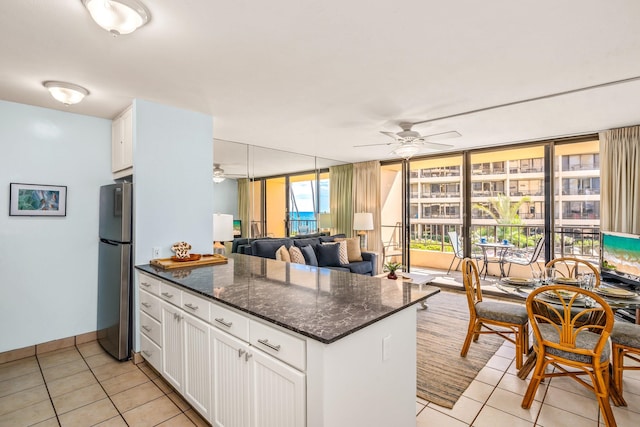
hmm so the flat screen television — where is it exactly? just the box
[233,220,242,237]
[600,231,640,288]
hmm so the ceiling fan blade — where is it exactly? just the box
[419,141,455,150]
[423,130,461,141]
[353,142,395,148]
[380,131,399,139]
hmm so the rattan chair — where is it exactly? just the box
[610,321,640,406]
[546,257,601,287]
[521,285,616,427]
[460,258,529,369]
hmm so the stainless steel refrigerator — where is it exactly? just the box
[97,182,133,360]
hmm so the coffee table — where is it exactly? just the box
[375,272,440,309]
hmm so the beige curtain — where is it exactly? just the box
[599,126,640,234]
[329,164,353,236]
[237,178,250,238]
[353,161,382,271]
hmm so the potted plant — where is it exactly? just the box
[383,261,403,280]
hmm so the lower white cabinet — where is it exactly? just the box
[250,345,305,427]
[211,327,250,427]
[183,312,211,419]
[161,301,184,391]
[139,273,305,426]
[211,327,305,427]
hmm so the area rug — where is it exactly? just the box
[416,290,504,408]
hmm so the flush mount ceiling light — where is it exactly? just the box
[213,164,226,183]
[43,81,89,105]
[392,143,421,160]
[82,0,150,36]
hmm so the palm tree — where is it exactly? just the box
[473,194,531,243]
[473,194,530,225]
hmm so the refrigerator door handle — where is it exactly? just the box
[100,238,118,246]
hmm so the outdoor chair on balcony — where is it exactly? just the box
[447,231,483,274]
[503,236,545,276]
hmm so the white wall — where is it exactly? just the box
[0,100,112,352]
[133,99,214,262]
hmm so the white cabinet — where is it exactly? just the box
[183,312,211,419]
[211,328,250,427]
[250,347,305,427]
[139,285,162,372]
[138,272,305,426]
[112,106,133,176]
[211,327,305,427]
[161,301,184,391]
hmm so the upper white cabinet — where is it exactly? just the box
[112,106,133,177]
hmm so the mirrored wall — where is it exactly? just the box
[213,139,346,241]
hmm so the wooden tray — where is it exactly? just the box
[150,254,228,270]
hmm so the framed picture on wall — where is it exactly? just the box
[9,183,67,217]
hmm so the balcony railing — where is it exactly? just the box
[388,223,600,263]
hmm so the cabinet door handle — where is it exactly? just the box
[142,350,152,357]
[184,303,198,311]
[214,318,233,328]
[141,302,151,308]
[142,325,151,332]
[245,352,253,362]
[141,282,151,288]
[173,312,183,321]
[161,292,173,298]
[238,348,246,358]
[257,339,281,352]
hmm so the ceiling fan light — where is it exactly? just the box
[83,0,150,35]
[392,144,420,160]
[43,81,89,105]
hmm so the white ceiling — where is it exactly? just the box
[2,0,640,169]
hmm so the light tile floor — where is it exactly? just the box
[1,335,639,426]
[0,341,208,426]
[416,339,640,427]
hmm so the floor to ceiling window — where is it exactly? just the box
[387,136,600,276]
[553,139,600,260]
[406,155,464,271]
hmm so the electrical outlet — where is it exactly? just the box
[152,247,161,259]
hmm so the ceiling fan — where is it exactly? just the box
[354,122,460,159]
[213,163,249,183]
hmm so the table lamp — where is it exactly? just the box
[353,212,374,249]
[318,213,332,233]
[213,213,234,255]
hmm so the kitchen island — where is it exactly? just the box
[136,253,438,427]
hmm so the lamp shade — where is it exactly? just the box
[353,212,374,231]
[213,214,234,242]
[318,213,332,229]
[392,143,420,160]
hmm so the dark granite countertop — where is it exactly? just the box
[136,253,439,344]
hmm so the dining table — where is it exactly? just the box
[475,241,515,278]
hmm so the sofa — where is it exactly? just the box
[231,233,378,276]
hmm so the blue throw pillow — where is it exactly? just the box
[316,243,342,267]
[300,245,318,266]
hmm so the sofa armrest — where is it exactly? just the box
[360,251,378,276]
